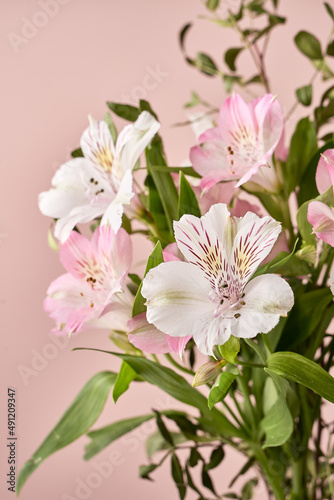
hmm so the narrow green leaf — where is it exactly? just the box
[85,414,153,459]
[295,31,323,60]
[201,463,217,495]
[178,171,201,219]
[107,102,140,122]
[132,241,163,317]
[185,465,202,495]
[325,2,334,20]
[147,139,179,234]
[184,91,202,108]
[112,361,137,403]
[179,23,192,52]
[148,164,200,178]
[17,372,117,494]
[195,53,218,76]
[171,453,186,500]
[228,457,256,487]
[241,478,258,500]
[224,48,243,71]
[78,349,244,438]
[285,117,318,193]
[314,99,334,130]
[296,84,312,106]
[277,288,333,351]
[154,410,174,446]
[266,351,334,403]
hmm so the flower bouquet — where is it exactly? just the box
[17,1,334,498]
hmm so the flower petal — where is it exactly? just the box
[230,274,294,338]
[117,111,160,172]
[101,170,134,232]
[315,150,334,195]
[307,201,334,245]
[80,118,115,173]
[128,312,171,354]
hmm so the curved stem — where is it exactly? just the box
[164,353,195,376]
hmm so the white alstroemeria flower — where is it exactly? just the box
[142,203,294,355]
[39,111,160,243]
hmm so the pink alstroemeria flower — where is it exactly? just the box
[315,149,334,194]
[39,111,160,243]
[44,225,132,335]
[142,203,294,356]
[189,93,283,191]
[307,201,334,247]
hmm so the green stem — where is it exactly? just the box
[164,354,195,376]
[237,373,257,435]
[250,444,285,500]
[291,456,307,500]
[237,360,265,369]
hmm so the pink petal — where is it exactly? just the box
[315,150,334,194]
[166,335,192,356]
[128,312,170,354]
[307,201,334,246]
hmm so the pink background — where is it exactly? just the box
[1,1,333,499]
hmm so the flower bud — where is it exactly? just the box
[192,360,226,387]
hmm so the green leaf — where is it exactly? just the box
[139,99,158,120]
[83,350,243,438]
[184,91,202,108]
[219,336,240,364]
[285,117,318,193]
[201,463,217,495]
[260,371,293,448]
[185,464,202,495]
[71,147,84,158]
[224,48,243,71]
[148,164,200,178]
[295,31,323,60]
[85,414,153,459]
[327,40,334,56]
[325,2,334,20]
[228,457,256,487]
[154,410,174,446]
[245,74,262,85]
[276,288,333,351]
[206,0,220,10]
[208,367,238,410]
[103,111,117,143]
[139,463,159,480]
[189,447,202,467]
[132,241,163,317]
[241,478,258,500]
[146,139,179,234]
[171,453,186,500]
[266,352,334,403]
[296,84,313,106]
[195,53,218,76]
[107,102,140,122]
[17,372,117,494]
[112,361,137,403]
[179,23,192,52]
[205,446,225,470]
[178,171,201,219]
